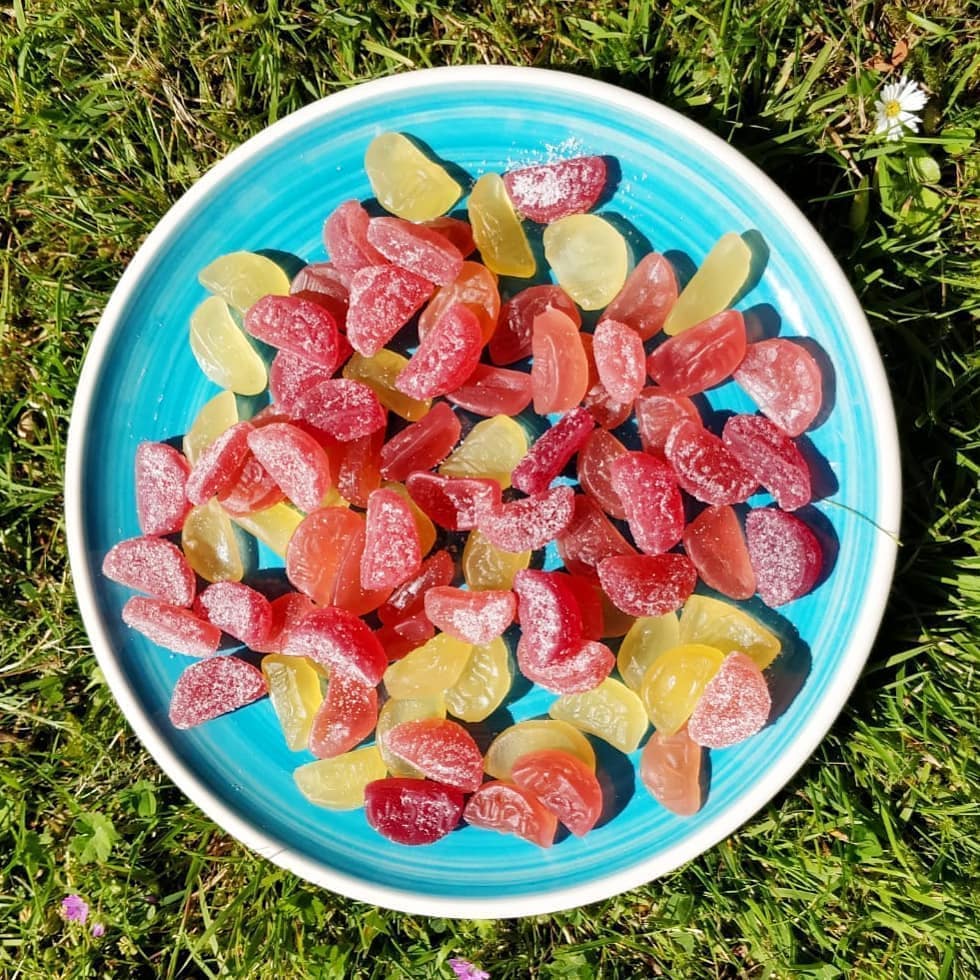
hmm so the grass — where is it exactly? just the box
[1,0,978,976]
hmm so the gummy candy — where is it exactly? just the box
[189,295,267,395]
[579,332,633,430]
[733,339,823,436]
[591,318,646,404]
[632,388,701,456]
[380,402,460,482]
[244,294,342,370]
[682,505,756,601]
[186,421,254,506]
[530,307,589,414]
[261,654,324,751]
[183,389,238,465]
[375,695,447,776]
[405,472,501,532]
[597,553,698,618]
[197,251,290,313]
[639,643,725,736]
[345,264,433,357]
[503,155,607,223]
[395,302,483,400]
[423,587,516,646]
[364,133,462,222]
[601,252,678,340]
[294,745,387,810]
[445,364,533,417]
[722,414,812,511]
[291,378,387,442]
[309,671,378,759]
[462,527,530,591]
[269,351,337,416]
[745,508,823,606]
[616,612,681,692]
[511,407,594,496]
[664,419,758,506]
[364,777,464,845]
[686,651,771,748]
[361,487,422,590]
[549,677,648,753]
[121,597,221,657]
[484,719,596,779]
[646,310,747,396]
[517,636,615,695]
[367,216,464,286]
[322,199,387,273]
[102,536,197,607]
[479,484,575,554]
[542,214,628,310]
[490,284,579,366]
[419,261,500,345]
[640,725,703,815]
[468,172,535,277]
[385,717,484,792]
[246,421,335,514]
[444,636,512,723]
[194,581,273,648]
[168,655,267,730]
[577,429,629,520]
[215,452,285,517]
[609,451,685,556]
[378,548,456,623]
[555,494,636,579]
[287,606,387,687]
[382,632,472,700]
[510,748,603,837]
[286,507,363,605]
[439,415,527,488]
[464,781,557,848]
[678,594,781,670]
[181,499,244,583]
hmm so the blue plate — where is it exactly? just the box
[65,66,900,917]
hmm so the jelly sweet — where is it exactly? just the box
[244,294,341,370]
[384,482,437,558]
[577,429,629,520]
[462,527,530,591]
[489,284,579,366]
[378,549,455,623]
[517,636,615,695]
[168,655,267,730]
[592,318,646,404]
[468,172,535,278]
[445,364,533,417]
[395,302,483,400]
[382,632,472,700]
[183,389,238,465]
[364,133,462,222]
[246,422,335,514]
[422,216,476,257]
[733,339,823,436]
[291,378,387,442]
[322,199,387,273]
[745,508,823,606]
[385,717,484,792]
[189,295,268,395]
[269,351,336,415]
[597,553,698,618]
[418,261,500,344]
[510,749,603,837]
[423,587,516,646]
[503,155,607,223]
[609,451,685,556]
[530,307,589,414]
[555,494,636,579]
[103,536,197,607]
[640,725,703,815]
[439,415,527,488]
[549,677,648,753]
[601,252,678,340]
[197,251,290,313]
[334,429,384,508]
[186,421,254,506]
[405,472,501,532]
[512,569,583,658]
[682,505,756,601]
[361,487,422,590]
[194,581,272,648]
[511,407,594,496]
[290,261,350,319]
[463,781,557,848]
[374,611,435,662]
[262,654,324,751]
[294,745,387,810]
[343,349,434,426]
[686,651,771,748]
[479,485,576,554]
[542,214,628,310]
[254,593,316,655]
[215,452,285,517]
[287,607,388,687]
[722,414,812,511]
[616,612,681,692]
[308,671,379,759]
[121,597,221,657]
[364,777,465,845]
[375,695,447,776]
[286,507,363,605]
[367,216,464,286]
[580,332,633,430]
[664,419,758,506]
[380,402,460,481]
[181,499,244,583]
[646,310,747,396]
[444,636,512,723]
[639,643,725,735]
[484,719,596,779]
[345,265,433,357]
[633,388,701,456]
[678,594,781,670]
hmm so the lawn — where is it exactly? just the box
[1,1,978,977]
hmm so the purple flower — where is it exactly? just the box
[449,958,490,980]
[61,895,89,924]
[90,922,105,938]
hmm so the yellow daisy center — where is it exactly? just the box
[884,99,902,119]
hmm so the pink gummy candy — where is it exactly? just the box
[246,421,335,514]
[289,261,351,324]
[600,252,678,340]
[609,451,685,555]
[323,199,387,274]
[185,421,255,506]
[385,718,484,792]
[555,494,636,578]
[379,402,461,483]
[633,388,702,456]
[512,569,583,660]
[286,606,387,687]
[291,378,387,442]
[502,155,607,223]
[646,310,747,396]
[597,553,698,617]
[366,216,464,286]
[591,318,646,404]
[682,505,756,601]
[734,338,823,436]
[478,484,576,553]
[309,671,379,759]
[215,451,285,517]
[361,487,422,590]
[121,597,221,657]
[423,586,516,645]
[378,549,456,624]
[102,536,197,607]
[244,294,341,370]
[168,655,268,730]
[463,780,558,848]
[445,364,533,417]
[490,284,580,366]
[517,636,615,695]
[395,302,483,400]
[268,350,337,414]
[405,472,501,532]
[722,414,812,511]
[511,407,595,495]
[744,508,823,606]
[194,581,273,649]
[577,429,629,520]
[345,264,434,357]
[687,651,771,748]
[664,419,758,506]
[135,442,191,536]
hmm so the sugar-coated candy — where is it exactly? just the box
[555,494,636,579]
[168,655,267,730]
[322,199,387,273]
[364,778,465,846]
[639,643,725,735]
[121,597,222,657]
[445,364,533,417]
[262,654,324,751]
[512,568,583,659]
[678,594,781,670]
[268,350,336,415]
[375,695,447,776]
[181,499,243,583]
[343,353,432,431]
[722,414,812,510]
[640,725,704,816]
[134,442,191,538]
[244,294,341,370]
[423,587,516,646]
[103,536,197,607]
[601,252,678,340]
[215,451,284,516]
[247,421,334,514]
[511,407,594,496]
[664,419,758,506]
[378,548,455,623]
[309,670,378,759]
[530,307,589,415]
[484,719,596,779]
[419,260,500,344]
[384,481,437,557]
[326,510,394,617]
[549,677,648,753]
[197,250,290,313]
[598,553,697,618]
[439,414,527,488]
[517,636,615,695]
[185,421,254,506]
[647,310,747,396]
[609,451,685,556]
[682,505,756,601]
[468,172,535,278]
[345,264,433,357]
[183,389,238,466]
[289,261,350,318]
[734,338,823,437]
[577,429,629,520]
[745,508,823,606]
[542,214,628,310]
[462,527,530,592]
[592,318,646,404]
[194,581,273,649]
[361,487,422,590]
[291,378,387,442]
[687,651,771,748]
[382,632,472,700]
[633,388,701,456]
[502,155,607,223]
[385,718,484,792]
[190,295,268,395]
[580,332,634,430]
[294,745,387,810]
[406,472,501,531]
[463,780,557,848]
[511,748,603,837]
[444,636,512,723]
[617,612,680,692]
[479,484,576,554]
[287,606,387,687]
[367,216,464,286]
[253,593,315,655]
[490,285,579,367]
[364,133,462,222]
[395,302,483,400]
[379,402,460,482]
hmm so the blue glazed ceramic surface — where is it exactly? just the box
[65,67,900,917]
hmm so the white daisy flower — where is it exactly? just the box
[873,75,929,141]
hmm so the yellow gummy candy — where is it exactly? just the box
[549,677,648,754]
[468,173,536,278]
[181,498,243,582]
[294,745,388,810]
[365,132,462,222]
[189,296,267,396]
[183,390,238,465]
[663,232,751,335]
[343,350,431,422]
[640,644,725,736]
[376,695,446,776]
[542,214,629,310]
[462,528,530,591]
[678,594,781,669]
[382,633,472,700]
[617,612,681,692]
[198,251,290,313]
[444,637,512,723]
[439,415,527,488]
[262,655,323,751]
[230,502,305,559]
[484,719,595,779]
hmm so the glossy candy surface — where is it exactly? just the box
[189,296,267,395]
[510,749,603,837]
[364,133,462,222]
[530,308,589,415]
[542,214,628,310]
[468,173,535,277]
[444,637,512,722]
[490,284,579,366]
[549,677,648,753]
[262,654,324,751]
[380,402,460,481]
[734,339,823,436]
[647,310,747,396]
[601,252,678,340]
[640,725,704,815]
[308,672,378,759]
[682,505,756,600]
[463,781,557,848]
[287,607,387,687]
[385,717,484,792]
[440,415,527,488]
[640,643,725,735]
[484,719,595,779]
[294,746,387,810]
[364,778,464,846]
[198,251,290,312]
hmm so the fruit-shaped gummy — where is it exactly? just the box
[383,481,437,557]
[543,214,628,310]
[345,265,434,358]
[290,261,350,322]
[183,389,238,465]
[502,155,607,223]
[463,781,557,848]
[286,507,364,605]
[367,216,464,286]
[294,745,387,810]
[664,419,758,506]
[722,414,811,511]
[194,581,273,648]
[531,307,589,415]
[444,636,512,723]
[512,568,582,658]
[617,612,681,692]
[364,133,462,222]
[246,422,335,514]
[439,414,527,488]
[445,364,533,417]
[291,378,387,442]
[181,499,244,582]
[419,261,500,345]
[468,172,535,277]
[511,407,594,496]
[197,251,290,313]
[190,295,267,395]
[423,587,516,646]
[462,527,530,591]
[601,252,678,340]
[640,643,725,735]
[338,429,385,508]
[269,350,336,415]
[687,651,771,749]
[518,636,615,694]
[382,632,472,700]
[168,655,267,730]
[423,216,476,257]
[682,505,756,600]
[609,451,685,556]
[253,593,315,655]
[380,402,460,481]
[378,548,455,623]
[490,284,580,366]
[678,594,781,670]
[405,472,501,532]
[395,302,483,401]
[231,502,304,559]
[640,725,704,816]
[384,717,484,792]
[647,310,747,396]
[103,536,196,607]
[186,421,254,506]
[287,606,387,687]
[597,553,697,618]
[577,429,629,520]
[556,494,636,579]
[733,338,823,436]
[364,777,464,845]
[322,199,387,274]
[327,510,394,617]
[484,719,596,779]
[262,654,324,751]
[375,695,447,776]
[345,349,432,422]
[479,484,575,554]
[579,332,634,430]
[592,318,646,404]
[633,388,702,456]
[375,610,435,662]
[663,232,751,336]
[511,748,603,837]
[215,451,285,517]
[244,294,341,370]
[549,677,648,753]
[361,487,422,590]
[744,508,822,606]
[121,597,221,657]
[309,671,379,759]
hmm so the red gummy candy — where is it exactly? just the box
[385,718,484,792]
[367,216,464,286]
[734,338,823,436]
[250,592,315,654]
[194,581,273,649]
[511,407,595,495]
[579,331,633,431]
[419,261,500,345]
[577,429,629,520]
[682,505,756,601]
[103,536,196,607]
[597,553,698,617]
[664,419,758,506]
[247,421,335,514]
[445,364,533,417]
[378,549,456,624]
[556,494,636,578]
[646,310,747,396]
[379,402,461,483]
[323,199,387,274]
[374,610,435,661]
[331,430,380,509]
[531,307,589,415]
[722,414,812,511]
[309,671,379,758]
[186,421,254,506]
[286,606,387,687]
[268,350,336,414]
[512,568,583,660]
[215,452,285,516]
[405,472,501,532]
[744,508,823,606]
[168,655,267,730]
[330,514,393,617]
[361,487,422,590]
[463,780,557,847]
[135,442,191,536]
[478,484,576,553]
[600,252,678,340]
[502,155,607,223]
[291,378,387,442]
[364,778,464,845]
[640,725,703,816]
[395,302,483,400]
[422,216,476,257]
[511,748,603,837]
[633,388,702,455]
[290,260,351,323]
[592,318,646,404]
[122,597,221,657]
[517,637,615,694]
[561,574,605,641]
[345,264,434,357]
[286,507,364,606]
[490,284,579,366]
[609,451,685,556]
[687,651,771,749]
[244,294,341,370]
[423,586,516,645]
